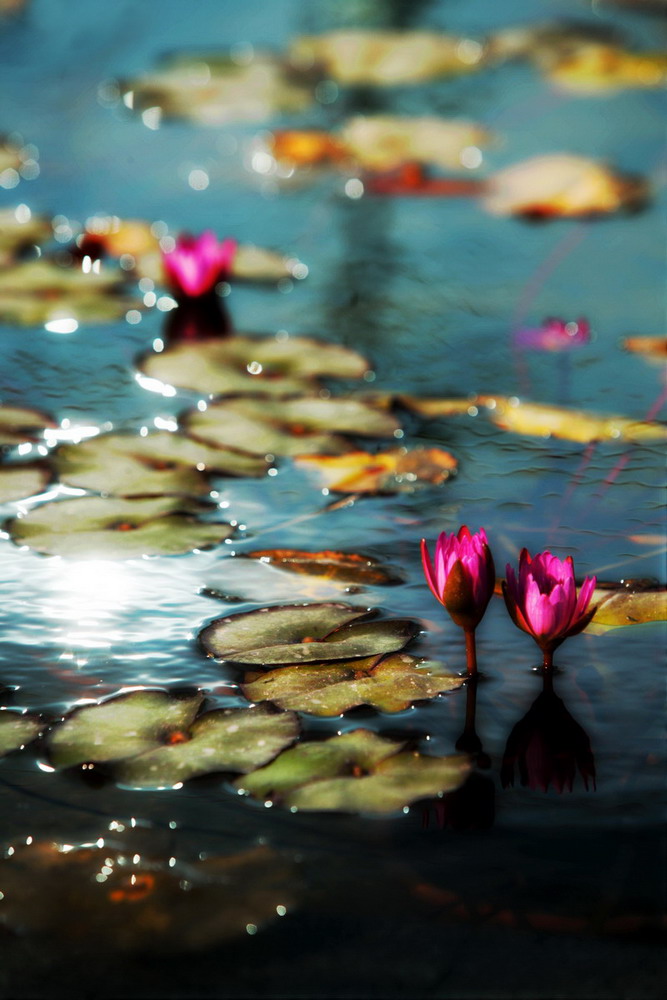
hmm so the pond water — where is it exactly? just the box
[0,0,665,997]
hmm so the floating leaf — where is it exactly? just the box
[622,337,666,360]
[200,602,419,665]
[140,335,369,397]
[288,31,487,85]
[123,52,314,126]
[54,430,269,497]
[476,396,667,444]
[483,155,647,218]
[115,705,299,788]
[397,395,478,418]
[7,495,234,558]
[268,116,491,173]
[183,395,399,457]
[0,259,139,325]
[0,841,298,950]
[294,446,458,493]
[0,206,52,266]
[0,464,49,503]
[235,729,470,814]
[242,652,463,716]
[0,403,56,445]
[0,709,42,756]
[546,44,667,94]
[587,583,667,631]
[244,549,404,585]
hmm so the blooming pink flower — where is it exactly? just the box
[514,317,590,352]
[421,526,495,631]
[503,549,597,658]
[162,231,237,299]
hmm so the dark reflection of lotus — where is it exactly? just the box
[501,682,596,794]
[164,294,232,343]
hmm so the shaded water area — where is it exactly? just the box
[0,0,665,997]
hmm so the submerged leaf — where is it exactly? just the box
[288,31,487,85]
[7,494,234,558]
[476,396,667,444]
[483,155,647,218]
[244,549,403,585]
[235,729,470,814]
[0,709,43,756]
[0,464,49,503]
[200,602,419,665]
[183,395,399,457]
[0,404,56,446]
[294,446,458,493]
[54,430,269,497]
[140,335,369,397]
[241,652,463,716]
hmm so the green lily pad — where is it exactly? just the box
[244,549,404,585]
[0,206,52,266]
[0,259,139,326]
[0,709,43,756]
[0,464,49,502]
[234,729,470,814]
[46,688,298,788]
[7,495,234,558]
[123,51,314,126]
[586,583,667,632]
[54,430,270,497]
[200,603,419,665]
[183,396,398,457]
[139,335,370,397]
[115,704,300,789]
[241,652,463,715]
[0,404,56,446]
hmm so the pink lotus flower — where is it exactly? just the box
[503,549,597,666]
[162,231,237,299]
[514,317,590,352]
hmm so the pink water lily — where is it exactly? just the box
[421,526,495,674]
[162,231,237,299]
[503,549,597,667]
[514,317,590,352]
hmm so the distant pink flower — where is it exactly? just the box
[514,317,590,352]
[162,231,237,298]
[503,549,597,664]
[421,526,495,634]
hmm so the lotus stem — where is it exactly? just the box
[464,628,478,676]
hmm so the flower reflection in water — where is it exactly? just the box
[501,671,596,794]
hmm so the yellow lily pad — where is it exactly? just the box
[54,430,270,497]
[0,206,52,266]
[294,446,458,493]
[476,396,667,444]
[547,44,667,94]
[587,582,667,632]
[622,337,667,360]
[241,652,463,716]
[183,395,399,458]
[288,31,487,85]
[200,602,419,666]
[244,549,403,585]
[0,709,43,756]
[7,494,235,558]
[235,729,470,814]
[139,335,369,397]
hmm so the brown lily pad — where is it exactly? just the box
[7,495,235,558]
[244,549,403,585]
[200,602,419,666]
[0,404,56,446]
[0,709,43,756]
[183,395,399,457]
[288,31,487,85]
[46,687,298,786]
[294,446,458,493]
[0,464,49,503]
[476,396,667,444]
[234,729,470,814]
[483,154,647,218]
[54,430,270,497]
[0,840,299,950]
[140,335,369,397]
[241,652,463,716]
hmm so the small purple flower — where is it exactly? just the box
[514,317,590,352]
[503,549,597,663]
[162,231,237,299]
[421,526,495,633]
